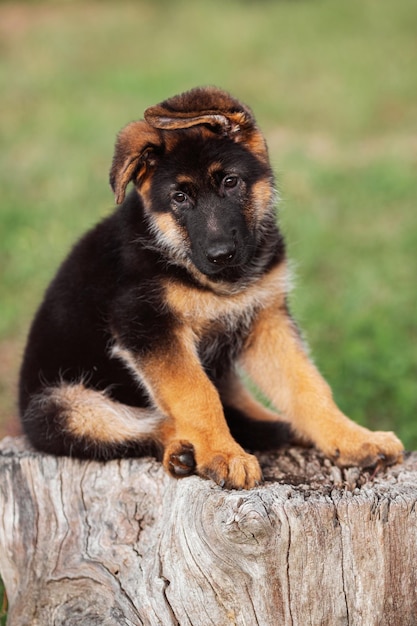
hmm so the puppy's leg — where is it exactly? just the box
[218,371,301,450]
[241,304,403,468]
[115,329,262,489]
[21,383,163,459]
[219,370,288,423]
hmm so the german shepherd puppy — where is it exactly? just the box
[19,87,403,489]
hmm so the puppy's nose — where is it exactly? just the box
[206,241,236,265]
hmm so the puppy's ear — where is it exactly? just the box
[144,87,267,159]
[110,121,162,204]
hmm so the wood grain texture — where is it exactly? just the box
[1,437,417,626]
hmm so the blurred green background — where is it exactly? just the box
[0,0,416,448]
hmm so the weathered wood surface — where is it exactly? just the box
[0,436,417,626]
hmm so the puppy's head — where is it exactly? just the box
[110,87,276,282]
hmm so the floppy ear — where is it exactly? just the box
[144,86,256,138]
[109,121,162,204]
[144,86,268,161]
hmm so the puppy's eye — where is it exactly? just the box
[172,191,188,204]
[223,175,239,189]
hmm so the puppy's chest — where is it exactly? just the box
[163,263,288,337]
[168,284,257,377]
[196,314,251,379]
[163,270,285,376]
[164,279,262,337]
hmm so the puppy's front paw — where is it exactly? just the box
[198,449,262,490]
[164,440,196,477]
[332,428,404,469]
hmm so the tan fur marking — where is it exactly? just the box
[141,327,222,423]
[175,173,195,185]
[152,211,185,240]
[120,325,262,488]
[54,384,162,443]
[163,261,290,336]
[147,211,190,257]
[207,161,223,176]
[251,178,275,219]
[241,306,403,467]
[137,175,153,207]
[244,129,268,162]
[112,328,226,442]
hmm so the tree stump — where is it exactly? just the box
[0,436,417,626]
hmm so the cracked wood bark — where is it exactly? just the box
[0,437,417,626]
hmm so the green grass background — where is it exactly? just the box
[0,0,416,448]
[0,0,416,614]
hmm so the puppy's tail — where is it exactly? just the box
[20,383,164,460]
